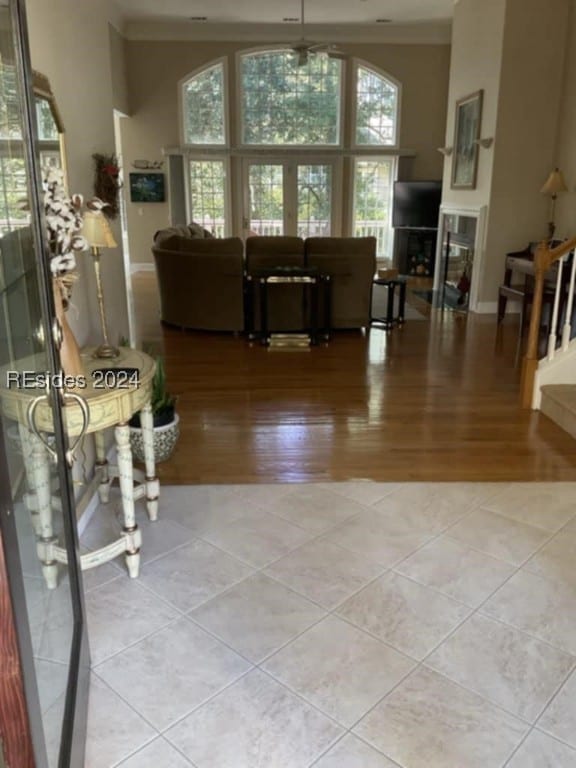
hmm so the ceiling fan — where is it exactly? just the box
[287,0,347,66]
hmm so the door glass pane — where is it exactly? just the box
[353,158,394,259]
[189,159,227,236]
[0,9,81,766]
[247,163,284,235]
[297,164,332,238]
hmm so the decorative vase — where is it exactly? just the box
[52,277,84,381]
[129,413,180,463]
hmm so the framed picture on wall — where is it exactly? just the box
[129,172,165,203]
[451,90,483,190]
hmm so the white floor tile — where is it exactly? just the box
[446,508,551,565]
[190,573,325,663]
[482,569,576,655]
[117,737,195,767]
[159,485,250,533]
[426,613,575,722]
[539,669,576,748]
[84,676,157,768]
[395,536,515,607]
[269,485,368,532]
[337,572,470,660]
[506,730,576,767]
[316,481,400,507]
[263,615,414,726]
[483,482,576,532]
[372,482,499,534]
[313,733,399,767]
[353,667,527,768]
[524,528,576,587]
[199,508,313,567]
[85,579,179,664]
[139,539,253,612]
[96,617,250,730]
[325,510,435,567]
[165,669,343,768]
[265,538,384,609]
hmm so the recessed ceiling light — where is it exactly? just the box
[189,16,207,21]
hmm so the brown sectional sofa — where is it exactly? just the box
[152,231,376,332]
[152,234,245,331]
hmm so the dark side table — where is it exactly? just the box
[245,266,331,346]
[371,276,407,329]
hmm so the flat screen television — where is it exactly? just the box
[392,181,442,229]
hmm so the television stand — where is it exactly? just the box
[394,227,438,277]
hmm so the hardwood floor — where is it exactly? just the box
[131,272,576,484]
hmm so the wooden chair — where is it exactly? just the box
[497,242,571,363]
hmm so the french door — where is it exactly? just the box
[0,1,89,766]
[242,158,340,238]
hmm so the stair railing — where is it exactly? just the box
[520,235,576,408]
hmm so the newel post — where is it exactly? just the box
[520,242,548,408]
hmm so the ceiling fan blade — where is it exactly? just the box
[327,50,347,60]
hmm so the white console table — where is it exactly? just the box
[1,347,159,588]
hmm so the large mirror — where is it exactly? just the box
[0,67,65,369]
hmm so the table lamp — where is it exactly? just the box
[541,167,568,241]
[82,210,119,359]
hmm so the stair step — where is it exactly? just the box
[541,384,576,439]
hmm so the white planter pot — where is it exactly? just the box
[129,413,180,463]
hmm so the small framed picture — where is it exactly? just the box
[451,90,483,190]
[129,172,165,203]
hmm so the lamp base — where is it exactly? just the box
[93,343,120,359]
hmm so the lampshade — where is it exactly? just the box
[82,211,117,249]
[540,168,568,197]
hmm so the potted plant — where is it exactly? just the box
[129,356,180,462]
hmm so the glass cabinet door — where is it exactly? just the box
[0,1,89,766]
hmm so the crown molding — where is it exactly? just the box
[124,20,452,44]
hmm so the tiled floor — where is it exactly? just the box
[70,482,576,767]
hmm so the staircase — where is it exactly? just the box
[541,384,576,439]
[521,236,576,413]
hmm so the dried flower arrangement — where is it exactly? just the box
[92,152,122,219]
[42,168,105,302]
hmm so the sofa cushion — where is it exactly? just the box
[154,222,214,245]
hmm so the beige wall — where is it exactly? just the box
[442,0,570,307]
[440,0,506,212]
[556,0,576,235]
[110,23,130,115]
[26,0,130,348]
[122,40,450,265]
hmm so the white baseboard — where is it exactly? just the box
[131,263,155,274]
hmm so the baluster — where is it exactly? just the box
[547,257,564,360]
[562,251,576,350]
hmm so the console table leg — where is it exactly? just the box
[28,431,58,589]
[114,423,141,578]
[140,402,159,522]
[95,430,111,504]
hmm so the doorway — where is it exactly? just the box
[242,158,339,238]
[0,0,89,765]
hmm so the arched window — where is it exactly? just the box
[355,64,399,146]
[182,61,226,145]
[240,50,342,146]
[178,54,402,257]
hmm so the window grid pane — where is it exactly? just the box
[0,156,29,235]
[183,63,226,145]
[242,52,341,146]
[355,66,398,146]
[189,160,227,236]
[297,164,332,237]
[354,159,394,258]
[248,164,284,235]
